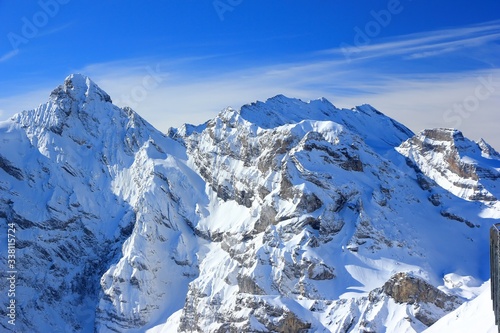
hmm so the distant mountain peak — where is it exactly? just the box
[418,128,463,142]
[478,138,500,160]
[11,75,146,147]
[398,127,500,201]
[50,73,112,105]
[2,74,498,332]
[230,94,413,151]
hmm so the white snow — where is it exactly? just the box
[0,74,498,332]
[424,281,497,333]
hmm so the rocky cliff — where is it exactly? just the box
[0,75,498,332]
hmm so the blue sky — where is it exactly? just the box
[1,0,500,147]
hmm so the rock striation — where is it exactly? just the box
[0,75,498,332]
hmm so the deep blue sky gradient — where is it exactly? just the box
[2,0,499,82]
[1,1,499,146]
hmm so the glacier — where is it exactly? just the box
[0,74,498,332]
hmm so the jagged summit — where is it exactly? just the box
[478,138,500,160]
[236,94,336,128]
[397,128,500,202]
[0,75,498,332]
[6,75,171,172]
[174,93,413,153]
[406,128,500,161]
[50,73,112,105]
[12,74,118,138]
[419,128,461,139]
[219,94,414,152]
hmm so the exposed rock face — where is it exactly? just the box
[365,273,462,329]
[307,261,335,280]
[0,75,497,332]
[169,100,494,332]
[0,75,200,332]
[379,272,461,310]
[397,128,500,202]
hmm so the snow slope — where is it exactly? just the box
[423,281,496,333]
[0,74,498,332]
[168,97,498,332]
[0,75,204,332]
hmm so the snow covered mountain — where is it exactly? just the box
[0,74,498,332]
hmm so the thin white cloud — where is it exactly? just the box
[72,59,500,147]
[330,20,500,61]
[0,88,50,116]
[331,70,500,148]
[405,46,459,60]
[402,33,500,59]
[36,21,74,38]
[1,21,499,150]
[0,49,19,63]
[0,22,71,63]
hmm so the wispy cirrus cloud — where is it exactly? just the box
[0,50,19,63]
[36,22,74,38]
[74,58,500,149]
[1,21,499,148]
[329,19,500,61]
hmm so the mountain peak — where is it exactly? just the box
[1,75,499,332]
[50,73,112,104]
[11,74,125,141]
[478,138,500,160]
[419,128,463,142]
[233,95,412,151]
[397,127,500,201]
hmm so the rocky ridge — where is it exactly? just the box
[0,75,498,332]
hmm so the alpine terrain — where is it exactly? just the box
[0,74,498,332]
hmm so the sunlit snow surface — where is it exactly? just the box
[423,281,496,333]
[0,75,498,332]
